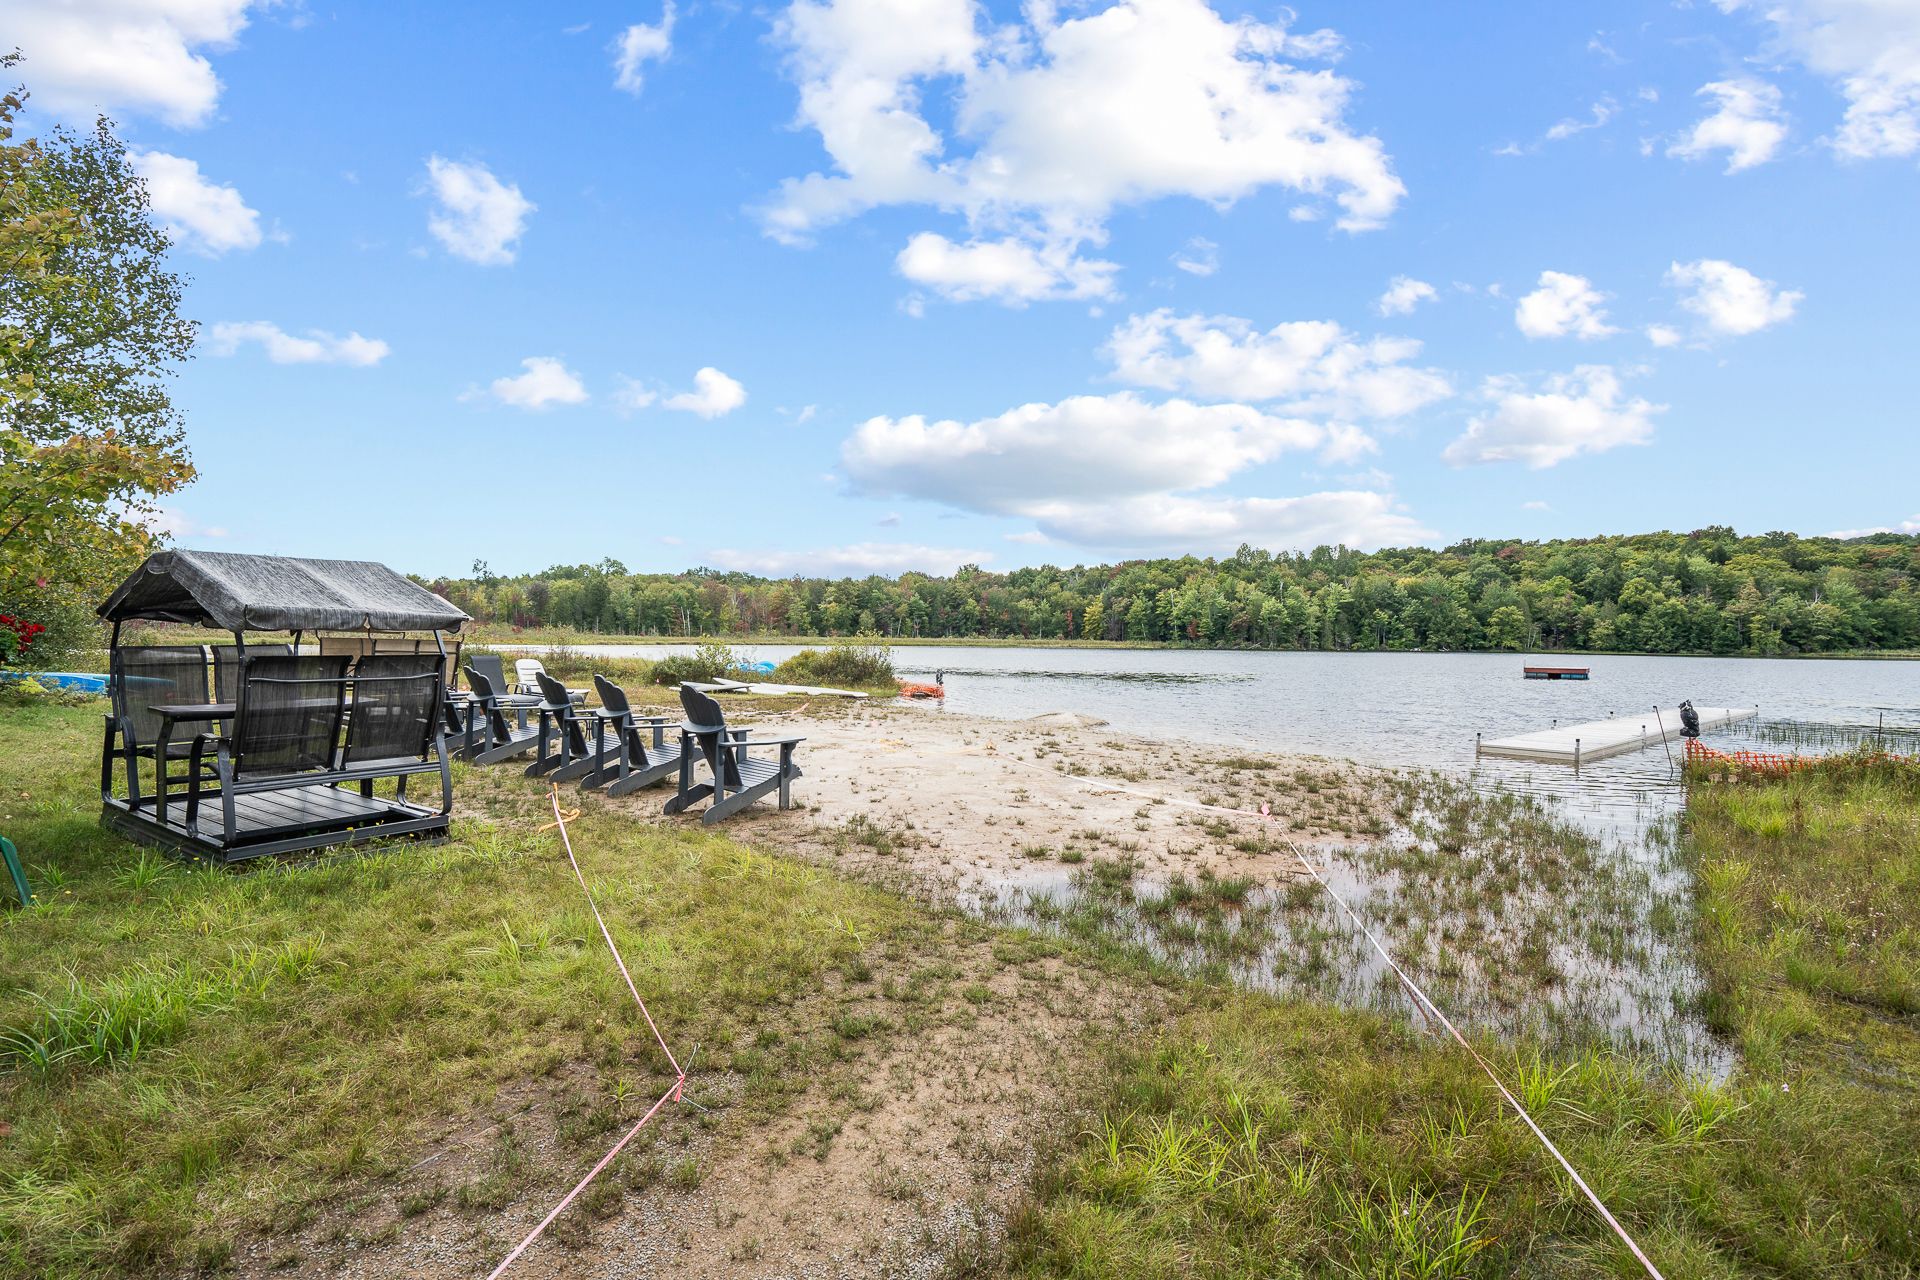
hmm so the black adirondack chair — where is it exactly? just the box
[576,674,684,796]
[663,684,804,824]
[526,671,595,778]
[458,664,544,764]
[101,645,216,807]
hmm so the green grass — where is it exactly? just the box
[1002,760,1920,1279]
[7,703,1919,1278]
[0,702,938,1276]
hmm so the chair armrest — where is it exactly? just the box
[713,733,807,750]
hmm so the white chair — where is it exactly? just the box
[515,657,585,704]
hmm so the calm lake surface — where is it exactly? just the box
[522,642,1920,832]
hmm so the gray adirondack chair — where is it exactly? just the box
[663,684,804,824]
[460,664,545,764]
[526,671,595,779]
[575,674,685,796]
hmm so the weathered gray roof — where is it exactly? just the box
[98,550,469,633]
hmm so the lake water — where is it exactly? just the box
[520,642,1920,834]
[520,642,1920,1065]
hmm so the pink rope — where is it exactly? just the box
[483,1080,679,1280]
[483,787,688,1278]
[547,786,683,1077]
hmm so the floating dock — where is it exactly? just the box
[1523,665,1590,680]
[1478,706,1758,765]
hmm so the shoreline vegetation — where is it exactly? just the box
[467,627,1920,661]
[413,528,1920,661]
[2,693,1916,1277]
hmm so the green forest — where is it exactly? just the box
[432,527,1920,655]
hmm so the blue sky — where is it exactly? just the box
[16,0,1920,578]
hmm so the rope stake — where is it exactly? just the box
[484,787,687,1279]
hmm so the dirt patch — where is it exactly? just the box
[223,927,1157,1280]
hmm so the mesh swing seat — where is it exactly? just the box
[100,645,218,808]
[96,550,471,863]
[662,684,805,824]
[178,655,453,860]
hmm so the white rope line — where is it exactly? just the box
[992,747,1664,1278]
[1284,838,1665,1280]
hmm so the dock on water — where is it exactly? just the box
[1477,706,1758,765]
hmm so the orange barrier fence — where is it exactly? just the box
[1683,738,1813,775]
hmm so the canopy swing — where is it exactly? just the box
[96,550,471,862]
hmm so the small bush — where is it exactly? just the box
[650,642,741,687]
[772,644,895,688]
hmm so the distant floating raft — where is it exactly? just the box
[1523,665,1590,680]
[1478,706,1758,765]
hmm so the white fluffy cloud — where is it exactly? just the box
[842,393,1326,511]
[613,3,676,94]
[1717,0,1920,159]
[664,367,748,418]
[1375,275,1438,316]
[1105,310,1452,419]
[487,357,588,410]
[206,321,389,366]
[129,150,262,255]
[1645,323,1683,348]
[1514,270,1617,340]
[896,233,1118,304]
[706,543,993,577]
[1444,366,1663,469]
[10,0,258,127]
[423,157,535,266]
[1666,258,1802,336]
[1668,78,1788,172]
[1021,490,1433,551]
[766,0,1403,298]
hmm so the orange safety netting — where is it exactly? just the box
[1683,737,1813,775]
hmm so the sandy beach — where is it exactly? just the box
[592,698,1393,898]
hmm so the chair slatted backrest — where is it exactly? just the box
[535,670,572,711]
[678,684,742,788]
[233,655,350,778]
[110,645,211,746]
[211,643,294,706]
[515,658,546,690]
[592,674,631,716]
[343,655,443,765]
[468,653,507,694]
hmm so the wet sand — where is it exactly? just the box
[646,700,1392,898]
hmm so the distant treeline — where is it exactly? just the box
[428,528,1920,655]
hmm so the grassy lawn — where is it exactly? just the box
[0,700,941,1275]
[3,701,1917,1278]
[1001,757,1920,1279]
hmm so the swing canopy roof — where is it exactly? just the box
[98,550,469,634]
